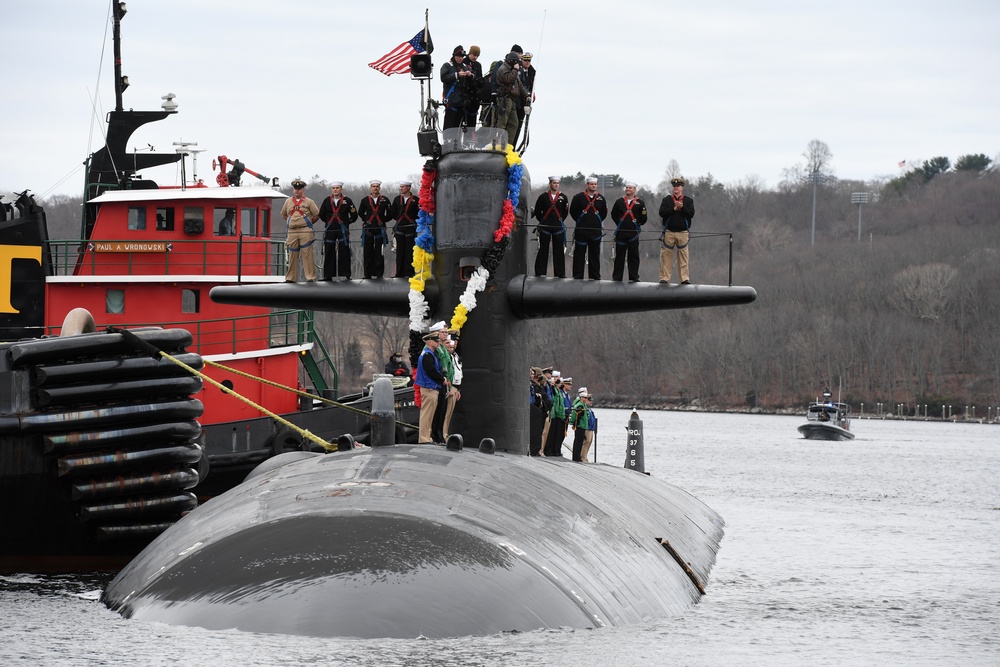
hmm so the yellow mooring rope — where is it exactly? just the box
[162,351,336,451]
[202,359,418,431]
[109,327,418,452]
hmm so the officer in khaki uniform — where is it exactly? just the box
[281,179,320,282]
[658,177,695,285]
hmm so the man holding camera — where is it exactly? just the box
[441,45,475,130]
[491,51,529,146]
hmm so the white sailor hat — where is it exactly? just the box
[625,181,637,188]
[330,181,344,187]
[562,377,573,384]
[429,321,447,332]
[552,370,561,378]
[578,386,588,395]
[586,176,598,184]
[400,180,413,186]
[548,175,560,182]
[370,179,382,186]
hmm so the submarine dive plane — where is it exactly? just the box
[102,43,756,638]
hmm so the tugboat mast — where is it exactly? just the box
[113,1,127,113]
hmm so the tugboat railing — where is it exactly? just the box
[45,237,288,278]
[42,309,337,390]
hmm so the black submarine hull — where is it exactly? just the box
[103,443,723,638]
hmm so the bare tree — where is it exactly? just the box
[889,263,958,322]
[656,160,683,197]
[803,139,834,176]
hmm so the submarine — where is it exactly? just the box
[103,78,756,637]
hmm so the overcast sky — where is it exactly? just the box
[2,0,998,199]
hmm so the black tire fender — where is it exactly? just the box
[271,427,303,455]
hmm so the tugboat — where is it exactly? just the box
[0,3,415,574]
[103,27,758,633]
[798,388,855,441]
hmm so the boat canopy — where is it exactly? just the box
[807,403,850,414]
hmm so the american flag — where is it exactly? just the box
[897,160,906,168]
[368,29,433,76]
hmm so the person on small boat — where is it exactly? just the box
[415,332,447,443]
[610,181,648,283]
[532,176,569,278]
[390,180,419,278]
[357,180,392,279]
[318,181,358,280]
[658,177,695,285]
[384,352,409,377]
[570,177,609,280]
[281,179,320,282]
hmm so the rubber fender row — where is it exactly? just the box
[79,491,198,523]
[44,420,203,455]
[16,398,204,435]
[33,376,203,408]
[32,353,204,386]
[58,443,204,477]
[69,467,200,501]
[6,328,193,368]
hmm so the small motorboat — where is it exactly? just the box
[798,389,854,441]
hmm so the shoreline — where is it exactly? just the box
[592,401,1000,424]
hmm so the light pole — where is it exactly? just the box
[852,192,868,241]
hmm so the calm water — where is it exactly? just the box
[3,411,998,666]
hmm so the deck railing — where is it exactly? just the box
[46,236,288,279]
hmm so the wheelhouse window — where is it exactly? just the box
[106,289,125,314]
[241,208,259,236]
[156,207,175,231]
[181,289,200,313]
[183,206,205,235]
[215,207,236,236]
[127,207,146,231]
[262,208,270,237]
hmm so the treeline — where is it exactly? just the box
[531,156,1000,414]
[32,154,1000,413]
